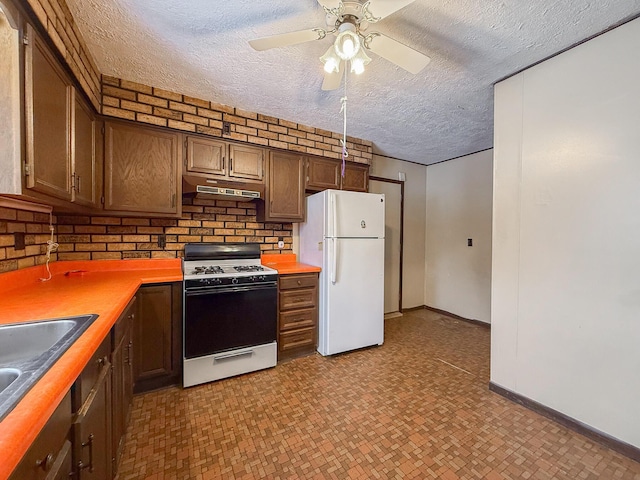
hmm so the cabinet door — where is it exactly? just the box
[186,136,227,176]
[228,144,264,181]
[306,157,340,192]
[9,392,72,480]
[72,91,99,207]
[73,361,112,480]
[110,337,124,474]
[24,25,72,201]
[134,285,172,381]
[104,121,181,215]
[260,151,304,222]
[341,163,369,192]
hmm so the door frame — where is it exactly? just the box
[369,175,404,313]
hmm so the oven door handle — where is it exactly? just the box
[213,348,255,362]
[185,283,277,296]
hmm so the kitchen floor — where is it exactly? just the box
[116,310,640,480]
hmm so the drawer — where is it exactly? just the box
[9,391,71,480]
[279,273,317,290]
[279,327,315,353]
[72,335,110,411]
[280,308,316,331]
[280,288,316,310]
[113,296,136,348]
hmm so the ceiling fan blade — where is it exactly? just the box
[316,0,341,11]
[249,28,323,51]
[322,64,343,91]
[366,33,430,74]
[365,0,417,21]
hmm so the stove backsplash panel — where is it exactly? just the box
[54,197,293,261]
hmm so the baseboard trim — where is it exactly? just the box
[423,305,490,329]
[489,382,640,464]
[400,305,426,313]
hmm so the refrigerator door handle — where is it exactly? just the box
[331,237,337,284]
[330,190,337,238]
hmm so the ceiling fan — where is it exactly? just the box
[249,0,431,90]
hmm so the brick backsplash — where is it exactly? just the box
[0,206,57,273]
[55,197,293,261]
[24,0,101,109]
[102,76,373,165]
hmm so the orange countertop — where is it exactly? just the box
[0,259,182,480]
[261,253,321,274]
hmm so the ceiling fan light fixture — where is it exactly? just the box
[350,48,371,74]
[320,46,341,73]
[334,26,360,60]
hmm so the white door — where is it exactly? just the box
[370,179,402,314]
[328,190,385,238]
[320,237,384,355]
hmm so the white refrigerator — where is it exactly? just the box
[299,189,385,356]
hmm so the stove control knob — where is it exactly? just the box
[258,275,266,282]
[249,276,256,282]
[231,278,239,285]
[213,278,222,285]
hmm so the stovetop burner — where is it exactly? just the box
[194,266,224,275]
[234,265,265,272]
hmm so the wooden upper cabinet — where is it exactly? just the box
[186,136,226,176]
[341,162,369,192]
[258,151,305,222]
[185,136,264,183]
[104,121,181,216]
[72,91,101,208]
[228,144,264,181]
[306,157,340,191]
[24,24,73,201]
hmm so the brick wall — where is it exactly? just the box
[55,197,292,261]
[102,76,373,165]
[0,205,57,273]
[24,0,101,109]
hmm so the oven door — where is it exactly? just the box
[184,283,277,359]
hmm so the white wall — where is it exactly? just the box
[0,7,21,195]
[425,151,493,323]
[492,18,640,448]
[370,154,427,309]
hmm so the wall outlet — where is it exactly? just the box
[158,234,167,249]
[277,240,284,249]
[467,238,473,247]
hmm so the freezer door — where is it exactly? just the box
[327,190,385,238]
[319,237,384,356]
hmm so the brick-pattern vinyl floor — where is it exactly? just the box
[116,309,640,479]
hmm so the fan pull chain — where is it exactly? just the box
[339,66,349,177]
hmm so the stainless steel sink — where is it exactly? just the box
[0,368,21,395]
[0,320,77,364]
[0,314,98,421]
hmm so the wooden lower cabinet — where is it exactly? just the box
[278,273,319,360]
[133,283,182,393]
[111,297,135,473]
[9,392,73,480]
[73,359,112,479]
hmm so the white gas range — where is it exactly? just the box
[182,243,278,387]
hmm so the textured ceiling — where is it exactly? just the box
[65,0,640,165]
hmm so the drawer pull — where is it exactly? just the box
[78,433,95,473]
[297,280,301,285]
[36,453,54,472]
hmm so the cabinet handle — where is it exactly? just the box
[297,280,301,285]
[222,157,225,170]
[127,341,133,366]
[171,193,176,208]
[78,433,95,473]
[77,175,81,193]
[229,158,233,171]
[36,453,54,472]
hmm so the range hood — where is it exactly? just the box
[182,175,264,201]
